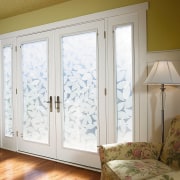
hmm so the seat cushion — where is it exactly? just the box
[148,171,180,180]
[104,159,172,180]
[160,115,180,170]
[99,142,162,164]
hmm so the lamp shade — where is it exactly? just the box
[144,60,180,85]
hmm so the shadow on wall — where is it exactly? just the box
[148,85,180,143]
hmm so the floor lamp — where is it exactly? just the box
[144,60,180,143]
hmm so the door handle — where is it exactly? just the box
[46,96,53,112]
[55,96,60,113]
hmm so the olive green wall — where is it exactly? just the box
[0,0,179,51]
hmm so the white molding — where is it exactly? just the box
[147,49,180,63]
[146,49,180,142]
[0,1,149,158]
[106,5,148,143]
[0,2,148,40]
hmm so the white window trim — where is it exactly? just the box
[0,2,148,150]
[0,3,148,39]
[106,7,148,143]
[0,38,17,151]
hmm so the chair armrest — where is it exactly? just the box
[98,142,162,165]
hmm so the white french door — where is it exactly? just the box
[13,21,105,167]
[16,31,56,158]
[0,3,147,169]
[55,21,106,168]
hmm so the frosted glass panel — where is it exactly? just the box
[61,32,97,152]
[21,41,49,144]
[115,25,133,143]
[3,46,13,137]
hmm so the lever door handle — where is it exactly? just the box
[46,96,53,112]
[55,96,60,113]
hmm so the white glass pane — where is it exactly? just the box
[3,46,13,137]
[61,32,97,152]
[115,25,133,143]
[21,41,49,144]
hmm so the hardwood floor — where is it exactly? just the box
[0,149,101,180]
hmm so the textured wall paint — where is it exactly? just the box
[0,0,179,51]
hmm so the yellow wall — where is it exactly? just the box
[0,0,179,51]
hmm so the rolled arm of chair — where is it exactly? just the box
[98,142,162,165]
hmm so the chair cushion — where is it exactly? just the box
[160,115,180,170]
[104,159,172,180]
[99,142,162,164]
[148,171,180,180]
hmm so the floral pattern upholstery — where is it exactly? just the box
[105,159,172,180]
[160,115,180,170]
[99,142,162,165]
[98,115,180,180]
[149,171,180,180]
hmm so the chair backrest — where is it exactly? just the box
[160,115,180,170]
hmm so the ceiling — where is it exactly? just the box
[0,0,71,20]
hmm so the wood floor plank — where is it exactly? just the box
[0,149,101,180]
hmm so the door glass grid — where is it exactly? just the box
[2,46,13,137]
[61,32,98,152]
[21,41,49,144]
[115,24,133,143]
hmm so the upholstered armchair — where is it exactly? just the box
[98,115,180,179]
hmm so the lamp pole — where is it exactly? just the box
[144,61,180,144]
[160,84,165,144]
